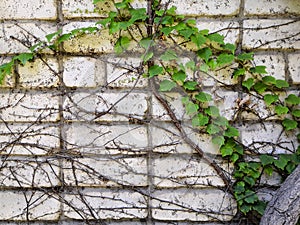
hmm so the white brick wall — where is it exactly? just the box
[0,0,299,224]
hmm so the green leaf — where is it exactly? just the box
[217,53,234,66]
[149,65,163,77]
[244,191,258,203]
[275,79,289,88]
[115,2,128,9]
[14,53,34,65]
[109,21,121,34]
[140,38,153,49]
[46,30,62,42]
[233,68,246,78]
[240,204,252,214]
[244,177,256,186]
[207,124,221,135]
[274,155,289,170]
[260,155,274,166]
[128,8,148,23]
[181,96,189,105]
[142,51,154,63]
[185,61,196,71]
[93,0,105,3]
[185,102,199,115]
[264,94,279,106]
[292,109,300,117]
[57,33,73,44]
[264,166,273,176]
[197,47,212,63]
[253,81,268,94]
[253,201,267,216]
[179,28,195,39]
[231,153,240,163]
[207,59,217,70]
[285,94,300,105]
[186,19,196,26]
[212,135,225,146]
[192,113,209,127]
[0,61,13,84]
[236,52,254,61]
[199,63,209,73]
[205,106,220,117]
[220,144,233,157]
[195,92,212,102]
[183,81,197,90]
[234,181,245,194]
[225,126,239,137]
[207,33,224,44]
[161,26,174,35]
[172,70,186,84]
[214,116,229,127]
[223,43,236,54]
[262,76,276,85]
[159,80,176,91]
[275,105,289,115]
[160,50,177,61]
[250,66,268,74]
[191,33,206,47]
[96,18,111,27]
[282,118,298,131]
[242,78,254,91]
[114,36,131,54]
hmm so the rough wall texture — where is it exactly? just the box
[0,0,299,224]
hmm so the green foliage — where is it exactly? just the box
[1,0,299,221]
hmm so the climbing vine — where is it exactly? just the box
[1,0,299,222]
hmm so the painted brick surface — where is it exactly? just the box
[0,0,299,224]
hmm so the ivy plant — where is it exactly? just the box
[0,0,299,221]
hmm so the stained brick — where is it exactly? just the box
[288,53,300,84]
[245,0,300,15]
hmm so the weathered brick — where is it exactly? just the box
[253,54,285,80]
[152,189,236,221]
[106,57,147,88]
[0,123,60,155]
[168,0,240,16]
[0,91,59,122]
[63,57,105,87]
[63,92,148,121]
[288,53,300,84]
[151,123,220,154]
[153,155,226,187]
[64,188,147,219]
[62,22,114,53]
[245,0,300,15]
[0,23,57,54]
[0,191,60,220]
[0,159,60,187]
[243,19,300,49]
[63,157,147,186]
[241,122,299,154]
[0,0,57,19]
[214,90,239,120]
[19,58,59,88]
[65,123,148,155]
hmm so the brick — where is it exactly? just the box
[0,0,57,19]
[168,0,240,16]
[153,155,226,187]
[0,123,60,155]
[62,0,147,18]
[63,57,105,87]
[241,122,299,154]
[65,123,148,155]
[63,92,148,121]
[152,189,236,221]
[19,58,59,88]
[64,188,147,219]
[288,53,300,84]
[151,123,220,154]
[253,54,285,80]
[0,191,60,220]
[0,23,57,54]
[245,0,300,15]
[0,91,59,122]
[243,19,300,49]
[213,90,239,120]
[63,157,147,186]
[62,22,114,53]
[0,159,60,187]
[106,57,147,88]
